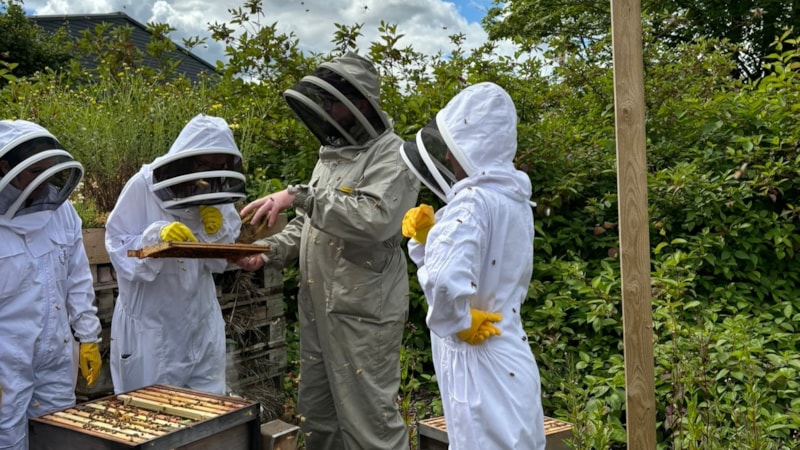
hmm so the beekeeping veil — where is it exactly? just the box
[399,120,458,202]
[283,52,391,148]
[0,120,83,220]
[400,82,536,207]
[149,114,246,210]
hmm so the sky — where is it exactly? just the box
[22,0,511,68]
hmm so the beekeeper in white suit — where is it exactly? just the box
[0,120,102,450]
[105,114,245,395]
[401,82,546,449]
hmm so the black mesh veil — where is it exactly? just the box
[149,148,246,209]
[0,136,83,219]
[400,118,457,202]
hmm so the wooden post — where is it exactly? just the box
[610,0,656,448]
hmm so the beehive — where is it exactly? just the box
[261,419,300,450]
[30,385,261,449]
[218,266,288,392]
[417,415,574,450]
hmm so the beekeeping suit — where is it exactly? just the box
[0,120,101,450]
[403,82,546,449]
[254,52,419,449]
[105,114,244,395]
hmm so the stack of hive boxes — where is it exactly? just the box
[223,214,289,395]
[217,264,287,392]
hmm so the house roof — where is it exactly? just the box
[30,12,218,82]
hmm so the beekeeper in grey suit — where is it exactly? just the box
[105,114,245,395]
[235,52,419,450]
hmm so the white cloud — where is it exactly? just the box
[23,0,507,67]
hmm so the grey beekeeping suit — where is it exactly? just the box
[105,114,243,395]
[256,53,419,449]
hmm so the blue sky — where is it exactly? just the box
[453,0,493,24]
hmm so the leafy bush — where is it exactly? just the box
[3,2,800,447]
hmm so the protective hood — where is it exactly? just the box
[148,114,246,210]
[401,82,533,204]
[0,120,83,221]
[399,121,456,202]
[283,52,392,148]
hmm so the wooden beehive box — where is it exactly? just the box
[260,419,299,450]
[30,385,261,449]
[417,415,574,450]
[219,267,288,394]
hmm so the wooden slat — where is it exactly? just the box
[127,242,269,259]
[117,394,217,421]
[82,228,110,265]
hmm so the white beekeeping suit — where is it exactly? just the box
[403,82,546,449]
[105,114,244,395]
[0,120,101,450]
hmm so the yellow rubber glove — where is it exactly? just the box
[160,222,198,242]
[456,308,503,345]
[401,204,435,243]
[79,342,102,387]
[199,205,223,234]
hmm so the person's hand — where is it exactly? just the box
[160,222,198,242]
[241,189,293,228]
[402,204,435,244]
[456,309,503,345]
[232,254,266,272]
[199,205,223,234]
[79,342,102,387]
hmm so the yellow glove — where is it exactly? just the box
[402,204,435,243]
[160,222,198,242]
[199,205,223,234]
[456,308,503,345]
[79,342,102,387]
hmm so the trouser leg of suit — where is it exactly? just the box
[183,313,227,395]
[297,288,344,449]
[0,340,76,450]
[297,293,409,449]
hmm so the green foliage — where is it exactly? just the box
[0,60,18,84]
[207,1,320,199]
[644,35,800,447]
[3,1,800,447]
[0,0,74,85]
[399,330,441,432]
[484,0,800,80]
[520,28,800,448]
[69,20,186,83]
[1,70,243,213]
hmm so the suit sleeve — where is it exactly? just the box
[64,204,102,343]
